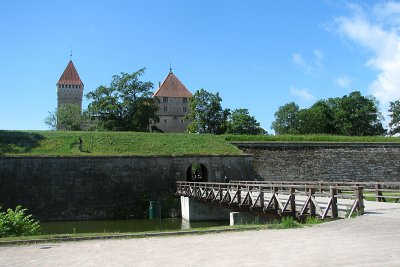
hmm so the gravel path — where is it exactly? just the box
[1,201,399,267]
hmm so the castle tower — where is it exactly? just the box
[56,60,84,111]
[153,70,193,133]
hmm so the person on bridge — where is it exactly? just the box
[224,176,230,183]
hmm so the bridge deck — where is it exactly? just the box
[176,181,366,219]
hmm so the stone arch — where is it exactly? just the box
[186,163,208,182]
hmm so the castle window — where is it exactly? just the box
[182,98,187,103]
[163,97,168,103]
[69,85,71,88]
[164,119,167,123]
[163,106,168,112]
[183,107,187,112]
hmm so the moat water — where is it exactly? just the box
[40,219,229,234]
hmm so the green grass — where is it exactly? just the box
[3,131,397,157]
[0,131,243,156]
[224,134,400,143]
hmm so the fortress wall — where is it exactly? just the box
[232,142,400,182]
[0,155,253,221]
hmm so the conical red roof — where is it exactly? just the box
[57,60,83,86]
[153,71,192,98]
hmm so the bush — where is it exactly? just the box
[0,205,41,237]
[281,217,301,228]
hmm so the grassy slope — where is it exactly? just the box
[0,131,243,156]
[2,131,400,156]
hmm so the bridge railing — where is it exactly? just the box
[175,181,365,219]
[234,181,400,203]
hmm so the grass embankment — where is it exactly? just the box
[0,217,325,245]
[224,134,400,142]
[0,131,243,156]
[2,131,399,156]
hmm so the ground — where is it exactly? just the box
[0,201,399,266]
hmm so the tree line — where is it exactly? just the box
[272,91,400,136]
[46,68,400,136]
[45,68,265,135]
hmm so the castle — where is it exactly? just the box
[56,60,192,132]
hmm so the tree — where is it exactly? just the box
[186,88,230,134]
[297,101,334,134]
[388,100,400,135]
[227,108,266,135]
[271,91,385,136]
[86,68,159,131]
[271,102,300,135]
[45,104,85,131]
[330,91,385,136]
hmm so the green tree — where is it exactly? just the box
[330,91,385,136]
[388,100,400,135]
[86,68,159,131]
[271,102,300,135]
[297,101,334,134]
[227,108,266,135]
[186,88,230,134]
[45,104,85,131]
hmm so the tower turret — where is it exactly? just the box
[56,60,84,111]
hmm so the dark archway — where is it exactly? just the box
[186,163,208,182]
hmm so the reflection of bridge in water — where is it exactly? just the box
[175,181,379,222]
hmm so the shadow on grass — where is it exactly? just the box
[0,131,45,155]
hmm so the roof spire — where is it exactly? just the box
[70,47,72,59]
[169,61,172,73]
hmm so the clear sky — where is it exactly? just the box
[1,0,400,132]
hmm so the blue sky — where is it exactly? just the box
[1,0,400,132]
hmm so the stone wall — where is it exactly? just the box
[0,155,253,221]
[232,142,400,182]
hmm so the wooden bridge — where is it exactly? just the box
[176,181,400,220]
[176,181,371,219]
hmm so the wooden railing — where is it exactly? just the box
[176,181,365,219]
[234,181,400,203]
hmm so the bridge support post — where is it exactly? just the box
[289,187,296,216]
[356,186,364,215]
[330,187,338,218]
[309,188,316,217]
[180,196,231,222]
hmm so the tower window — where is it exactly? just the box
[182,98,187,103]
[164,119,167,123]
[163,106,168,112]
[183,107,187,112]
[163,97,168,103]
[69,85,71,88]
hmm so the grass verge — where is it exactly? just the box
[0,131,243,156]
[0,218,332,246]
[224,134,400,143]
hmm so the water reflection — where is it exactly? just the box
[40,218,229,235]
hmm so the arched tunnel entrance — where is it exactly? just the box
[186,163,208,182]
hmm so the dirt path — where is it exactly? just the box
[1,201,399,267]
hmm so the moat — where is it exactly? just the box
[40,219,229,234]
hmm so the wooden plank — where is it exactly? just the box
[310,196,323,217]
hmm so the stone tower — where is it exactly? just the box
[152,70,193,133]
[56,60,84,111]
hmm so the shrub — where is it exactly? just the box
[0,205,41,237]
[281,216,301,229]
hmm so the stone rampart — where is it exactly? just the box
[232,142,400,182]
[0,155,253,221]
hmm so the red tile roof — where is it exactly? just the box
[153,71,192,98]
[57,60,84,85]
